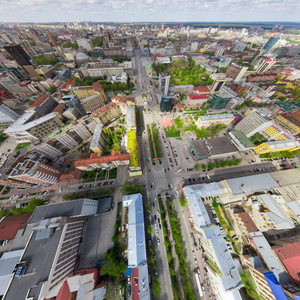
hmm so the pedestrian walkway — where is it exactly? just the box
[161,195,185,300]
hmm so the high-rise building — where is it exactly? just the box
[29,28,42,45]
[159,73,170,96]
[210,73,232,93]
[3,44,31,67]
[209,95,231,109]
[160,95,172,112]
[263,36,280,54]
[48,31,58,47]
[226,63,248,83]
[256,58,276,73]
[215,46,225,57]
[249,48,265,66]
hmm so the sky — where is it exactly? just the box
[0,0,299,23]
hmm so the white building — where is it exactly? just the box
[76,39,94,51]
[0,103,20,124]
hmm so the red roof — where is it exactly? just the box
[74,150,130,168]
[52,103,66,113]
[112,96,135,104]
[193,86,210,94]
[0,213,31,240]
[56,280,70,300]
[177,104,185,109]
[93,102,116,115]
[92,81,104,93]
[274,241,300,286]
[188,94,208,100]
[132,267,140,300]
[237,212,258,233]
[60,79,74,91]
[29,95,48,108]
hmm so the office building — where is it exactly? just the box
[123,193,150,300]
[3,44,31,67]
[209,95,231,109]
[234,109,273,138]
[189,137,237,160]
[196,113,235,128]
[89,124,105,154]
[160,95,172,112]
[256,58,276,73]
[159,73,170,96]
[29,95,58,117]
[250,48,265,66]
[210,73,232,93]
[0,103,20,124]
[226,63,248,83]
[1,159,60,188]
[254,140,300,155]
[263,36,280,54]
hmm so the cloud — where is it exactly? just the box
[0,0,299,22]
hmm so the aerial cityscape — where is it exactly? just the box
[0,18,300,300]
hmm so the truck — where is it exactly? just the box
[195,273,203,297]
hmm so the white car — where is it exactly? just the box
[11,200,16,203]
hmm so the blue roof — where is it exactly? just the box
[263,272,289,300]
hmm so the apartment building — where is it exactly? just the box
[111,95,135,115]
[0,159,60,188]
[89,123,105,154]
[275,114,300,135]
[0,103,19,124]
[93,102,122,125]
[4,111,65,140]
[256,58,276,73]
[196,113,235,128]
[80,93,106,113]
[226,63,248,83]
[74,150,130,171]
[70,82,106,100]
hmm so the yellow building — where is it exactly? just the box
[275,115,300,135]
[244,108,252,116]
[263,125,289,141]
[254,140,300,154]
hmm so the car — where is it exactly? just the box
[128,286,131,297]
[154,215,157,220]
[149,169,151,172]
[157,239,160,245]
[11,200,16,203]
[159,224,161,230]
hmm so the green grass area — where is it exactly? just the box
[206,259,222,276]
[158,198,181,300]
[165,199,196,300]
[147,124,155,159]
[108,168,118,179]
[97,170,106,181]
[151,123,162,158]
[11,199,43,215]
[165,126,181,138]
[0,131,8,144]
[250,132,268,145]
[1,186,10,195]
[82,170,97,183]
[137,108,142,129]
[260,149,300,159]
[14,142,31,152]
[63,187,115,201]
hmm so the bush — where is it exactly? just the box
[179,197,187,207]
[120,182,144,195]
[151,123,162,158]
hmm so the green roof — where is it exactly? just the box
[145,63,152,73]
[231,130,255,148]
[48,125,70,140]
[274,100,300,112]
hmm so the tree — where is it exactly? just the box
[100,249,127,278]
[238,90,247,97]
[147,225,152,234]
[146,202,151,213]
[121,182,144,195]
[201,164,207,170]
[179,197,187,207]
[48,86,56,93]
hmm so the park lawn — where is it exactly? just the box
[165,127,181,138]
[14,142,32,152]
[82,170,97,183]
[108,168,118,179]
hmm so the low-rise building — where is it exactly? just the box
[189,137,238,160]
[123,193,150,300]
[0,103,20,124]
[228,130,255,151]
[275,114,300,136]
[254,140,300,155]
[186,93,208,108]
[173,84,194,94]
[196,113,235,128]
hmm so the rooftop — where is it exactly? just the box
[226,173,279,196]
[188,93,208,100]
[29,95,49,108]
[0,213,31,241]
[29,199,98,224]
[236,212,258,233]
[198,113,235,122]
[189,137,237,159]
[229,130,255,149]
[193,86,210,93]
[90,123,103,148]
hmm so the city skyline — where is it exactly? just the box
[0,0,299,23]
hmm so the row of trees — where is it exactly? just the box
[202,158,242,170]
[33,55,59,65]
[151,123,162,158]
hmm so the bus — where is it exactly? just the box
[195,273,203,297]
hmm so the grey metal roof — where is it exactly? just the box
[202,226,243,292]
[90,123,103,148]
[123,193,146,268]
[226,173,279,195]
[199,113,235,122]
[29,199,98,224]
[5,228,64,300]
[0,250,24,296]
[126,105,135,129]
